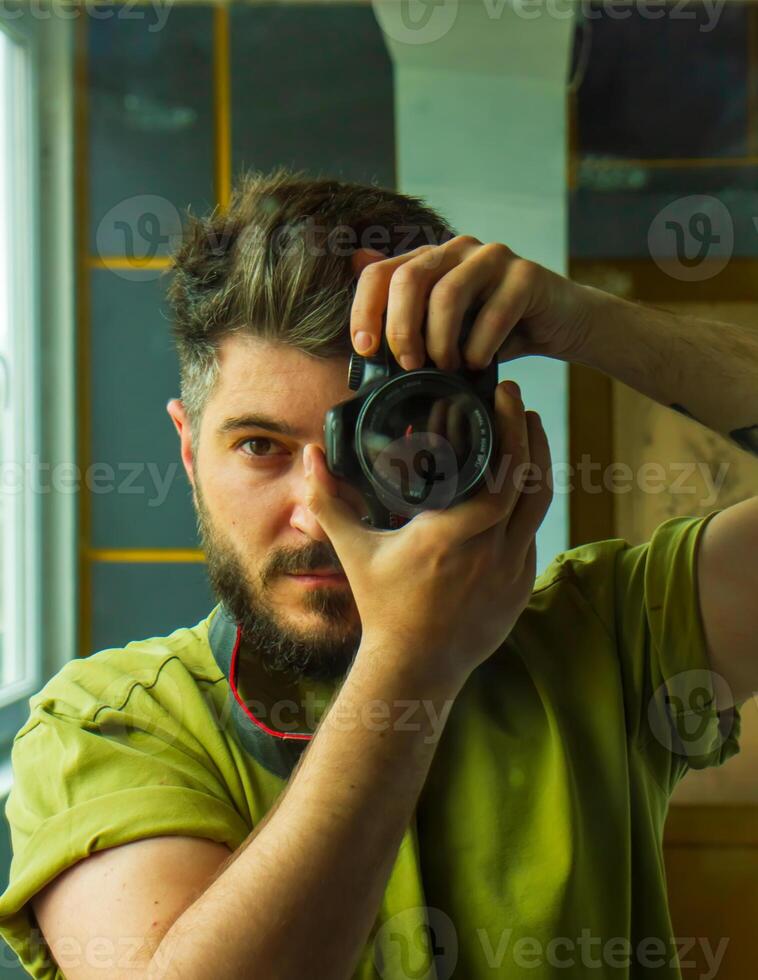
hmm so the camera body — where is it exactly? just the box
[324,305,500,530]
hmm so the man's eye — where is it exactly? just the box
[239,437,287,459]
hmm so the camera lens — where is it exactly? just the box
[356,372,494,517]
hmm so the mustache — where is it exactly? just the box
[264,543,344,581]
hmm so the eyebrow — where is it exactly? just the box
[217,413,307,439]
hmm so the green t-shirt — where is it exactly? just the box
[0,512,743,979]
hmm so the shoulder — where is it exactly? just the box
[524,513,713,635]
[521,533,637,642]
[532,534,633,595]
[17,606,226,741]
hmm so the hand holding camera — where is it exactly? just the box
[305,377,553,699]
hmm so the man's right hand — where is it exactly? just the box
[303,378,553,698]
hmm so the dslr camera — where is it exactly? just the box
[324,305,500,530]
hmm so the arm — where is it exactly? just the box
[571,289,758,709]
[571,288,758,457]
[30,836,235,979]
[696,496,758,709]
[26,642,455,980]
[147,643,458,980]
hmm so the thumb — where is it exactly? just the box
[303,444,363,542]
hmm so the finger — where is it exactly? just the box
[350,247,386,279]
[425,242,513,372]
[385,238,481,370]
[462,258,537,370]
[427,379,529,544]
[304,445,372,553]
[349,245,437,357]
[505,411,553,566]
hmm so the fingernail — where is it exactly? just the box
[504,380,521,400]
[354,331,372,354]
[399,355,416,371]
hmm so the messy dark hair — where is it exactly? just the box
[164,165,457,436]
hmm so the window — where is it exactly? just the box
[0,15,41,750]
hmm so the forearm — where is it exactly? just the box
[574,286,758,458]
[146,643,458,980]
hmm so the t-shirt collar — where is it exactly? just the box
[208,602,341,780]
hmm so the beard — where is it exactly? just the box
[194,477,362,682]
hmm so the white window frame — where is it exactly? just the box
[0,13,42,752]
[0,11,75,785]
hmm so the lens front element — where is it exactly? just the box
[357,372,494,519]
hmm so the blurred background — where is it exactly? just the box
[1,0,758,974]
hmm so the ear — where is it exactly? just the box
[166,398,195,489]
[351,247,386,279]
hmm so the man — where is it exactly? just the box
[0,167,754,979]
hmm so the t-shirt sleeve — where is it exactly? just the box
[0,654,250,979]
[553,510,743,789]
